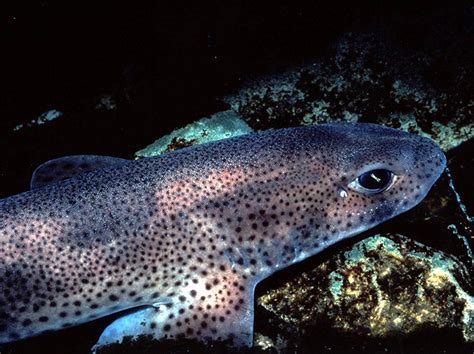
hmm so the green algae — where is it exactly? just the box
[328,272,344,300]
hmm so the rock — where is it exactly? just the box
[13,109,63,132]
[224,29,474,151]
[447,139,474,222]
[258,234,473,345]
[96,95,117,111]
[135,110,253,158]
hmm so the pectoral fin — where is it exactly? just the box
[30,155,129,189]
[92,273,256,352]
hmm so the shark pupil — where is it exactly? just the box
[358,169,392,191]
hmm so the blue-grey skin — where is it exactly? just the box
[0,123,446,351]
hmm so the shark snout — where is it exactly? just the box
[410,137,447,201]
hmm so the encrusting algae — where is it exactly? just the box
[259,234,473,343]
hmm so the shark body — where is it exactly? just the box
[0,123,446,350]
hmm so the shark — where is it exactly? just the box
[0,123,446,351]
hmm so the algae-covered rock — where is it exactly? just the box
[135,110,253,158]
[258,234,473,343]
[224,29,474,151]
[13,109,63,132]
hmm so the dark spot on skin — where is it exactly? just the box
[109,294,119,301]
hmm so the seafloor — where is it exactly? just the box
[0,2,472,354]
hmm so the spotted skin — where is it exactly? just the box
[0,123,446,349]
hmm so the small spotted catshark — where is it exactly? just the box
[0,123,446,351]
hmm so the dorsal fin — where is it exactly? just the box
[30,155,129,189]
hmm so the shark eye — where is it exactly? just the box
[348,169,395,194]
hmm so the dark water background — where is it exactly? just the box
[0,1,472,353]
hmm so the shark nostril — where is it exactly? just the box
[338,187,348,198]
